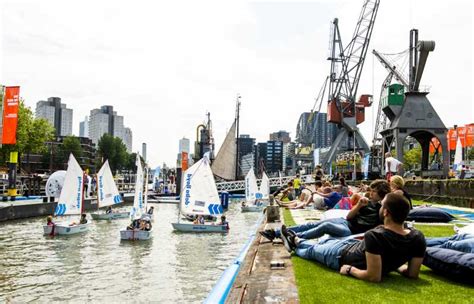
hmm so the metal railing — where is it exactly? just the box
[216,174,314,192]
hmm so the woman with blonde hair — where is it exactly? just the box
[390,175,412,209]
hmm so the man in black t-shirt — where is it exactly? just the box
[281,193,426,282]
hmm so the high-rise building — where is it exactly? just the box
[265,140,283,174]
[142,143,147,162]
[79,116,89,138]
[35,97,73,137]
[240,152,254,177]
[254,142,267,173]
[269,130,291,143]
[88,105,130,146]
[179,137,190,153]
[124,128,133,153]
[296,112,338,148]
[237,134,255,178]
[177,137,191,168]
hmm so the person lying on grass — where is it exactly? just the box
[260,180,390,241]
[275,188,315,209]
[281,193,426,282]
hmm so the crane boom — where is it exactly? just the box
[323,0,380,171]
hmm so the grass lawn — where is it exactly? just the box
[283,209,474,304]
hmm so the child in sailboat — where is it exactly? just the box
[70,213,88,226]
[193,215,205,225]
[219,215,229,230]
[46,216,55,226]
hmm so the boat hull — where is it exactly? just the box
[91,212,129,220]
[43,223,90,235]
[172,222,228,233]
[148,199,179,204]
[120,229,153,240]
[241,205,264,212]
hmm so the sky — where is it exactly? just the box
[0,0,472,168]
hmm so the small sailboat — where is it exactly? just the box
[453,137,463,176]
[241,170,270,212]
[172,155,228,233]
[120,154,153,241]
[91,160,128,220]
[43,154,90,235]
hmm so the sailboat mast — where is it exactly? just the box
[235,94,241,180]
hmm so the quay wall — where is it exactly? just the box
[404,180,474,208]
[0,194,134,222]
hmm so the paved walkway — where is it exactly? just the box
[226,213,299,303]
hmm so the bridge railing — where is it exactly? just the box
[216,174,314,192]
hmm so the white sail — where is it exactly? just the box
[97,160,123,208]
[130,154,145,219]
[259,171,270,199]
[55,154,84,216]
[453,137,463,171]
[180,156,222,216]
[211,121,236,180]
[245,168,258,202]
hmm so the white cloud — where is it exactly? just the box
[1,0,472,167]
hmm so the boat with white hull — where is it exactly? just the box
[43,154,89,236]
[172,155,228,233]
[91,160,129,220]
[172,223,227,233]
[120,154,153,241]
[44,223,91,235]
[241,170,270,212]
[120,228,152,241]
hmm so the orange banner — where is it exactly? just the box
[447,129,457,150]
[466,124,474,147]
[457,126,466,147]
[181,152,188,171]
[2,86,20,145]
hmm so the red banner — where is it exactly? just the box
[2,86,20,145]
[447,129,457,150]
[181,152,188,171]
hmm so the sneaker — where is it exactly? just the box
[259,229,276,241]
[281,225,296,253]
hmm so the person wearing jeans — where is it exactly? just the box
[295,237,359,270]
[261,180,390,242]
[282,193,426,283]
[426,233,474,253]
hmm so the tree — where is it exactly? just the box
[0,100,55,170]
[404,146,422,170]
[59,135,83,162]
[97,134,128,174]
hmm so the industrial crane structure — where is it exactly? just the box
[322,0,380,172]
[376,29,449,178]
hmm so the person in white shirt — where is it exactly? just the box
[384,152,402,181]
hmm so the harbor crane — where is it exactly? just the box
[322,0,380,172]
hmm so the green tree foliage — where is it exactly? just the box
[404,146,422,170]
[59,135,83,162]
[97,134,128,174]
[0,100,55,167]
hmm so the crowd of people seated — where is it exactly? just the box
[259,168,440,283]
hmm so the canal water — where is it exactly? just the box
[0,201,260,303]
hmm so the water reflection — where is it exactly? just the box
[0,201,259,303]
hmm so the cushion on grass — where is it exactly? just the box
[423,247,474,285]
[407,207,455,222]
